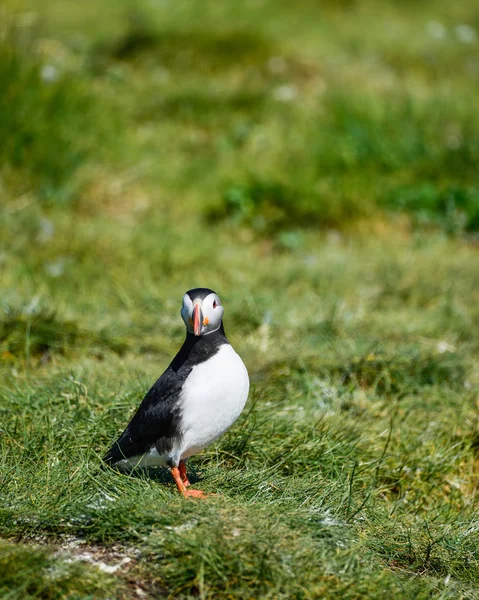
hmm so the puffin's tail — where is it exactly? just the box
[102,447,115,466]
[102,426,135,467]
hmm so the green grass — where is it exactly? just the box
[1,0,479,597]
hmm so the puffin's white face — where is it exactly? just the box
[181,289,225,336]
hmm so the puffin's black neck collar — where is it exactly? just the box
[170,322,228,373]
[186,321,227,340]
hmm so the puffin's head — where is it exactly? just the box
[181,288,224,336]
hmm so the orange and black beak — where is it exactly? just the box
[192,303,203,336]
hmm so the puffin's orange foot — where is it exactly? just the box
[171,466,206,498]
[179,461,190,487]
[182,488,208,499]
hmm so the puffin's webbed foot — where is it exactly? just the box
[171,466,207,499]
[182,488,208,498]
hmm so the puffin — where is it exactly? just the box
[104,288,249,498]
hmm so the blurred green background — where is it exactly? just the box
[1,0,479,598]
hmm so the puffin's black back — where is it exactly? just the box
[104,324,228,466]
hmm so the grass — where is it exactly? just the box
[1,0,479,597]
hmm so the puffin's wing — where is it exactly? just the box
[103,366,185,465]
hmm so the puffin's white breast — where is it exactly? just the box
[176,343,249,460]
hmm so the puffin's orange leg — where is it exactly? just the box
[171,467,207,499]
[179,460,190,487]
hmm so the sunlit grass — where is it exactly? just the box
[1,0,479,597]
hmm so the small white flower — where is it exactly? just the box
[273,85,297,102]
[436,341,455,354]
[446,479,461,490]
[25,296,40,315]
[321,516,343,526]
[456,24,477,44]
[45,259,66,278]
[426,21,446,40]
[165,522,195,533]
[40,64,59,83]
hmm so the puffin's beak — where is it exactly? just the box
[192,303,203,336]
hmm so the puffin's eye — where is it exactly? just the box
[213,300,217,309]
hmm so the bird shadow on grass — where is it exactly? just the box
[115,465,202,487]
